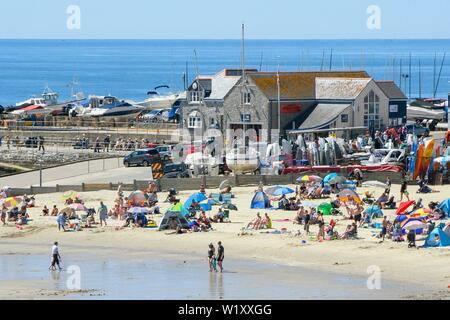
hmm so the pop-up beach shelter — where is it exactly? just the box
[365,205,384,219]
[183,192,208,209]
[251,192,270,209]
[438,199,450,217]
[318,203,333,215]
[158,209,190,231]
[424,226,450,248]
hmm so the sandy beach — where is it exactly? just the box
[1,183,450,300]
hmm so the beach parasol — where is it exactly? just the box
[199,199,213,211]
[299,201,319,208]
[396,201,416,215]
[265,186,295,197]
[401,217,427,231]
[438,199,450,216]
[323,173,338,184]
[297,175,323,183]
[410,208,431,218]
[362,181,388,189]
[219,179,232,191]
[62,190,78,200]
[128,207,150,215]
[68,203,88,211]
[337,189,361,204]
[1,196,23,208]
[328,175,347,185]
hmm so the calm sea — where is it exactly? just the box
[0,39,449,105]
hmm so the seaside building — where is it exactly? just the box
[180,70,407,142]
[181,68,257,137]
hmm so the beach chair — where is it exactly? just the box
[222,193,232,205]
[210,193,222,205]
[223,210,230,222]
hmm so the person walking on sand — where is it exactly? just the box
[217,241,224,273]
[1,203,7,225]
[98,201,108,227]
[400,180,410,202]
[49,242,62,271]
[208,243,217,272]
[380,216,388,242]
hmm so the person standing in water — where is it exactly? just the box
[98,201,108,227]
[208,243,217,272]
[217,241,224,273]
[49,242,62,271]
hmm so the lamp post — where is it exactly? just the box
[277,61,281,144]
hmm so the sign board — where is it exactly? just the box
[151,162,164,180]
[281,104,302,113]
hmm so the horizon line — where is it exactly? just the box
[1,38,450,41]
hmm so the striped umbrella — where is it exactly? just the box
[62,190,78,200]
[1,196,23,208]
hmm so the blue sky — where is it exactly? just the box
[0,0,449,39]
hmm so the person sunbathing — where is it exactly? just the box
[340,223,357,240]
[247,213,262,229]
[259,213,272,230]
[42,205,49,216]
[51,205,59,216]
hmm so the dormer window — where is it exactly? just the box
[243,92,251,105]
[190,91,200,103]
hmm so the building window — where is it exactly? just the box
[341,114,349,123]
[390,104,398,113]
[363,90,382,130]
[243,92,251,105]
[188,111,202,128]
[190,91,201,104]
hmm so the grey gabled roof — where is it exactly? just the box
[376,81,407,100]
[315,78,371,100]
[299,104,351,130]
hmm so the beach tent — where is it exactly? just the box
[251,192,270,209]
[318,203,333,216]
[438,199,450,217]
[158,210,190,231]
[183,192,208,209]
[168,203,189,217]
[365,205,384,219]
[198,199,213,212]
[424,227,450,248]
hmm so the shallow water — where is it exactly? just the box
[0,253,427,300]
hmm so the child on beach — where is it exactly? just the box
[208,243,217,272]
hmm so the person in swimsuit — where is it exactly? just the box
[400,181,409,201]
[49,242,62,271]
[381,216,388,242]
[217,241,224,273]
[317,213,325,240]
[208,243,217,272]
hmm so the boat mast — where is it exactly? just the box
[434,52,446,98]
[408,53,412,100]
[329,48,333,71]
[418,58,422,99]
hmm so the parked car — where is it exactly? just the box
[123,148,161,167]
[155,145,172,161]
[405,123,430,137]
[141,109,165,123]
[163,162,190,178]
[25,136,38,148]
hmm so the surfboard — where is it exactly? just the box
[421,139,435,174]
[413,144,424,180]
